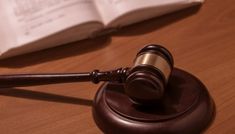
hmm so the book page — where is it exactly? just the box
[93,0,120,25]
[95,0,203,26]
[3,0,102,47]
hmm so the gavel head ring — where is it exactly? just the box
[125,44,174,105]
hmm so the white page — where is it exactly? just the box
[2,0,102,49]
[94,0,204,26]
[93,0,120,25]
[0,1,18,54]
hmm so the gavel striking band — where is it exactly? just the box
[0,44,173,105]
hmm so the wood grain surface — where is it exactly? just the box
[0,0,234,133]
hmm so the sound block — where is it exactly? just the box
[92,68,215,134]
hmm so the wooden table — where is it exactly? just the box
[0,0,234,133]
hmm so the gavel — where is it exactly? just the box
[0,44,214,134]
[0,44,173,105]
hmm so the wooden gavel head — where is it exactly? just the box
[125,44,174,105]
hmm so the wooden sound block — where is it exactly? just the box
[92,68,215,134]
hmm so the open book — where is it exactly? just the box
[0,0,203,59]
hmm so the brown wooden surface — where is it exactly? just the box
[0,0,234,133]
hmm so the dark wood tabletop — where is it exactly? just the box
[0,0,234,133]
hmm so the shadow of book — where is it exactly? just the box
[0,35,111,68]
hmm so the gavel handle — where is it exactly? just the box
[0,68,129,88]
